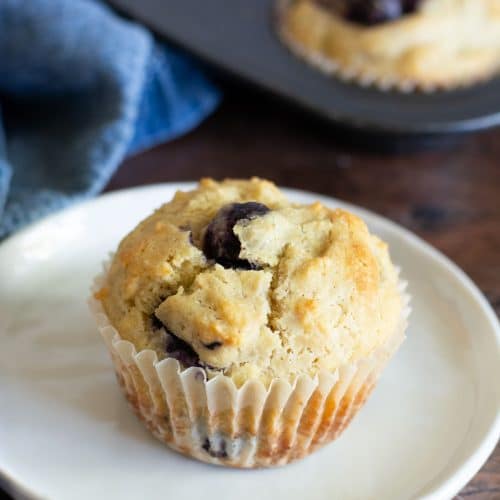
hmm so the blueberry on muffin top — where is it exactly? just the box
[316,0,422,25]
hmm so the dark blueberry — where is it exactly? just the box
[151,315,165,331]
[203,341,223,350]
[203,202,270,269]
[154,317,225,369]
[201,438,210,453]
[164,329,201,368]
[316,0,421,23]
[202,437,228,459]
[347,0,403,25]
[402,0,422,13]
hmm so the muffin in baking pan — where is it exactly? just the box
[277,0,500,91]
[90,178,409,467]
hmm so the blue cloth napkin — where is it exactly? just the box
[0,0,220,239]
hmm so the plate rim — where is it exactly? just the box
[0,182,499,500]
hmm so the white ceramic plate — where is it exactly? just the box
[0,184,499,500]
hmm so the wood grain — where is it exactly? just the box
[106,87,500,499]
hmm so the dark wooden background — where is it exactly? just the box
[107,85,500,499]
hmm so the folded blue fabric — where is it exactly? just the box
[0,0,220,238]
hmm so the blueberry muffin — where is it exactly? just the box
[91,178,409,467]
[278,0,500,90]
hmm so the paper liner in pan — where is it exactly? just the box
[275,0,500,93]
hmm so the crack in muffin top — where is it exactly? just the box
[99,178,403,387]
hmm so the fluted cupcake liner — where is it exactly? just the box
[89,263,410,468]
[275,0,499,93]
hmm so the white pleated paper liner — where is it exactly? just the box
[89,263,410,468]
[276,0,499,93]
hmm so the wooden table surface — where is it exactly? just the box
[105,86,500,499]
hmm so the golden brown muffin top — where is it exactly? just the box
[99,178,402,387]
